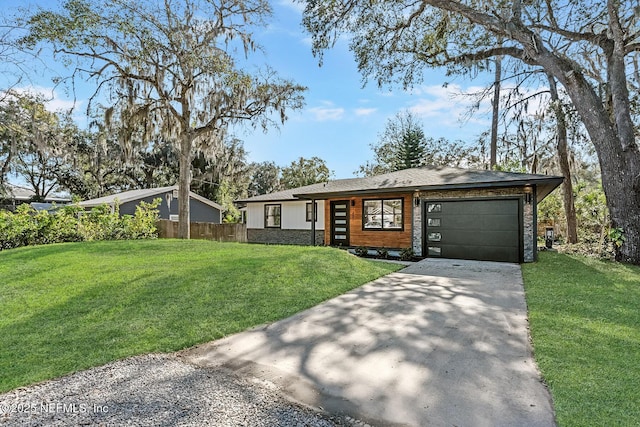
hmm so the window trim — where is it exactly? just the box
[264,204,282,229]
[362,197,404,231]
[305,202,318,222]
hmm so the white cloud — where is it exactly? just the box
[307,101,345,121]
[407,84,491,127]
[408,83,551,132]
[354,107,377,117]
[11,85,82,113]
[4,85,88,128]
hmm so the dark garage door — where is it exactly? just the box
[424,199,521,263]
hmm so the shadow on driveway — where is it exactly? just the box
[181,258,556,427]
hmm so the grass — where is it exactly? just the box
[0,239,400,393]
[522,252,640,427]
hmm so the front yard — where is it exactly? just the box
[0,240,400,393]
[2,240,638,426]
[522,252,640,426]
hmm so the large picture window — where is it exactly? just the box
[363,198,403,230]
[264,204,281,228]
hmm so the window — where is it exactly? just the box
[264,204,281,228]
[427,218,441,227]
[428,232,442,242]
[363,198,403,230]
[428,246,442,256]
[306,202,318,222]
[427,203,442,213]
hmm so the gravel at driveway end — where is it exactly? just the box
[0,354,361,427]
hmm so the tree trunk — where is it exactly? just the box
[503,20,640,263]
[178,133,192,239]
[490,53,501,169]
[547,74,578,244]
[555,72,640,263]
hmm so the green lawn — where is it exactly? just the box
[0,240,400,393]
[522,252,640,427]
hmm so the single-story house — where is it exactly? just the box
[79,185,224,223]
[0,183,71,211]
[236,166,564,263]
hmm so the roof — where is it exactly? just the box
[235,182,330,203]
[238,166,563,204]
[2,183,71,202]
[79,185,224,211]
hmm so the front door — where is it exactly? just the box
[330,200,350,246]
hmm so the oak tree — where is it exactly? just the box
[24,0,305,238]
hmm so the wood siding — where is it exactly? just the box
[324,193,413,248]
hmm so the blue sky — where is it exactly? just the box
[3,0,496,179]
[249,1,494,178]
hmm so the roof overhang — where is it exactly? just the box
[293,177,565,203]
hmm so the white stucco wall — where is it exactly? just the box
[246,200,325,230]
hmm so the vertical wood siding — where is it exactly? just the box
[324,193,413,248]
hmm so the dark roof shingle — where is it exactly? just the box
[238,166,563,203]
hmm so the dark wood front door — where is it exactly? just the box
[330,201,350,246]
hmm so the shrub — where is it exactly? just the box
[0,204,39,249]
[126,199,160,239]
[557,241,616,261]
[0,198,160,251]
[400,247,415,261]
[354,246,369,257]
[376,247,389,259]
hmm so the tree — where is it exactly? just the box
[303,0,640,264]
[53,114,178,199]
[490,48,502,169]
[248,161,281,196]
[392,112,427,170]
[280,157,331,189]
[0,92,20,193]
[0,90,74,199]
[191,136,251,220]
[24,0,305,238]
[547,74,578,244]
[357,110,481,176]
[358,111,425,175]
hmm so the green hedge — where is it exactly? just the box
[0,199,160,250]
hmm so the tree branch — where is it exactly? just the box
[529,23,603,45]
[446,46,533,65]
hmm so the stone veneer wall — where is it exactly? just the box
[412,186,535,262]
[247,228,324,246]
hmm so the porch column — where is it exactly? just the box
[311,199,316,246]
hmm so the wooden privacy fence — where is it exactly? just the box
[157,220,247,243]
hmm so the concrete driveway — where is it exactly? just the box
[181,258,556,427]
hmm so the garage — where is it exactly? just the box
[424,199,521,263]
